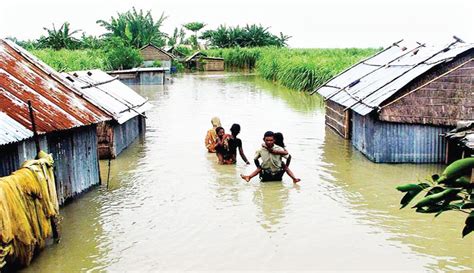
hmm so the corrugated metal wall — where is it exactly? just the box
[113,116,145,156]
[352,113,450,163]
[0,126,100,205]
[117,71,165,85]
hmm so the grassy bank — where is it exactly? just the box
[31,49,109,71]
[205,47,379,92]
[30,47,379,91]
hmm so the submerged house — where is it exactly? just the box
[314,38,473,163]
[0,39,111,204]
[108,67,169,85]
[444,121,473,162]
[62,69,153,159]
[184,52,225,71]
[140,44,174,68]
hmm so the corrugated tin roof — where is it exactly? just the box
[445,121,474,150]
[62,70,153,124]
[0,39,111,143]
[315,38,474,116]
[0,111,33,145]
[107,67,169,74]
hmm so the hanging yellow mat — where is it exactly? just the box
[0,151,60,270]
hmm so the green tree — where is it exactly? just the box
[183,22,206,49]
[38,22,81,50]
[103,38,143,70]
[396,157,474,237]
[201,24,290,48]
[97,7,167,48]
[167,27,186,47]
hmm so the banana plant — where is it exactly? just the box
[396,157,474,237]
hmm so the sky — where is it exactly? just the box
[1,0,473,48]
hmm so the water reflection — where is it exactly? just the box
[253,182,289,233]
[321,128,473,271]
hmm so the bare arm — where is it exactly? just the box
[286,154,292,167]
[238,146,250,164]
[263,146,288,156]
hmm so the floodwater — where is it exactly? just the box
[23,73,473,272]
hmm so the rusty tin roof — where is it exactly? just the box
[0,39,111,144]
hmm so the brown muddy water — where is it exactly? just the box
[22,73,473,272]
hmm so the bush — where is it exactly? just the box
[104,38,143,70]
[152,60,162,67]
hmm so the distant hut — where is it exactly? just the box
[62,70,153,159]
[314,38,473,163]
[164,46,186,60]
[140,44,174,68]
[0,39,111,204]
[185,52,224,71]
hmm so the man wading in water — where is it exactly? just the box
[240,131,290,182]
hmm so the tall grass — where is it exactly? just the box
[205,47,379,92]
[31,49,109,71]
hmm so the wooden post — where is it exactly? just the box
[471,168,474,183]
[27,100,41,158]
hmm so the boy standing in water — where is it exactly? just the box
[226,124,250,165]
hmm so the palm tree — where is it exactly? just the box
[97,7,168,48]
[38,22,81,50]
[183,22,206,49]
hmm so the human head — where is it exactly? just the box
[230,123,240,136]
[274,132,285,148]
[211,117,221,128]
[263,131,275,148]
[215,126,225,137]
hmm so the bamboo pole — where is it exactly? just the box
[27,101,41,158]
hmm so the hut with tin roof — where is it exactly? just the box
[314,37,473,163]
[443,121,473,163]
[0,39,111,204]
[185,52,224,71]
[140,44,174,68]
[62,69,153,159]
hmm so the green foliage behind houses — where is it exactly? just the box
[205,47,379,92]
[31,48,109,71]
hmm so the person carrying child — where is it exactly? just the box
[240,131,300,183]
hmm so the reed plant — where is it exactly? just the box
[205,47,378,92]
[31,48,109,71]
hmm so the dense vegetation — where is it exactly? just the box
[396,158,474,237]
[11,6,376,92]
[201,25,289,48]
[204,47,378,92]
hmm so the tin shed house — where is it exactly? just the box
[0,39,111,204]
[63,69,152,159]
[314,38,473,163]
[140,44,174,68]
[185,52,225,71]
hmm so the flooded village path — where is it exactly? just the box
[23,73,473,272]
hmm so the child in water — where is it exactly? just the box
[241,132,300,183]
